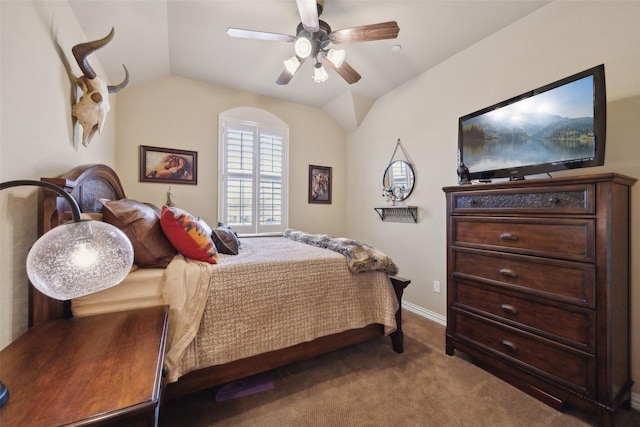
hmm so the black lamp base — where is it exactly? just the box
[0,381,8,407]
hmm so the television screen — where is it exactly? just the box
[458,65,606,182]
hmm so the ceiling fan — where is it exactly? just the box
[226,0,400,85]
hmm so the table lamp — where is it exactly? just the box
[0,179,134,408]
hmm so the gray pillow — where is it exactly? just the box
[212,227,240,255]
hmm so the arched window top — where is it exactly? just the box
[220,107,287,128]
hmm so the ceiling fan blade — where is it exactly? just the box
[296,0,319,32]
[276,70,295,86]
[330,21,400,44]
[226,28,295,43]
[276,56,307,85]
[325,60,361,84]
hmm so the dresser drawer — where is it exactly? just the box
[451,248,595,306]
[452,312,595,395]
[453,280,594,349]
[449,184,594,214]
[451,217,595,262]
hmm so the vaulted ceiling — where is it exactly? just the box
[69,0,549,130]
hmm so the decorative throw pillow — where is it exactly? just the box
[212,227,240,255]
[100,199,177,268]
[160,206,218,264]
[197,217,213,236]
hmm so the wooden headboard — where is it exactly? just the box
[33,164,126,327]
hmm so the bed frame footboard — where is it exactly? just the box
[389,276,411,353]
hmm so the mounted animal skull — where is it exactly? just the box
[72,28,128,147]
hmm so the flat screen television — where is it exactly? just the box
[458,64,606,182]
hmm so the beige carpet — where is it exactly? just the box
[162,310,639,426]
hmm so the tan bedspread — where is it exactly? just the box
[74,236,399,383]
[168,237,399,382]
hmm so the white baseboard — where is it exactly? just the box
[401,302,639,411]
[402,301,446,326]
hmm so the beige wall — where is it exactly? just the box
[346,1,640,397]
[3,0,639,404]
[0,0,117,348]
[0,0,347,349]
[115,75,347,235]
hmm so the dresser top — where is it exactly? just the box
[443,172,636,193]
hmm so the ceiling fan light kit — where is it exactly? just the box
[294,36,313,58]
[227,0,399,85]
[313,63,329,83]
[284,56,302,74]
[326,48,345,68]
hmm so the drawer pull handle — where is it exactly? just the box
[499,268,518,278]
[500,340,518,353]
[500,304,519,315]
[499,233,518,241]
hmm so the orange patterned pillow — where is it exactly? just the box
[160,206,218,264]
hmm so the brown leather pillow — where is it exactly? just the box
[100,199,177,268]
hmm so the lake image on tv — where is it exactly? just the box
[462,75,595,173]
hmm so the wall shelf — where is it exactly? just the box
[374,206,418,223]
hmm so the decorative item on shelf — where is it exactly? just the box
[0,179,135,408]
[457,162,471,185]
[381,186,397,205]
[381,185,409,205]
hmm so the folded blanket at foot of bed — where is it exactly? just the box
[283,229,399,275]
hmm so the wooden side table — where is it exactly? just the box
[0,305,168,427]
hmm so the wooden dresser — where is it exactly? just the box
[443,173,635,427]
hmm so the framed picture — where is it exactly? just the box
[139,145,198,185]
[308,165,332,204]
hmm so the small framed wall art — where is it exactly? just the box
[139,145,198,185]
[308,165,332,204]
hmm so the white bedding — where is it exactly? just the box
[73,237,399,383]
[73,267,165,316]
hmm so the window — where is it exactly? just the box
[219,109,288,235]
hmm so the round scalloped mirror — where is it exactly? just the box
[383,160,415,201]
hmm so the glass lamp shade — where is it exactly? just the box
[294,36,312,58]
[283,56,301,74]
[26,221,134,300]
[313,63,329,83]
[326,49,345,68]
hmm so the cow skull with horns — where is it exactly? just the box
[72,28,129,147]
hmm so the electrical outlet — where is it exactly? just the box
[433,280,441,293]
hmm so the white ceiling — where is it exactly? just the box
[68,0,549,109]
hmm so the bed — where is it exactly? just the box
[34,163,410,400]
